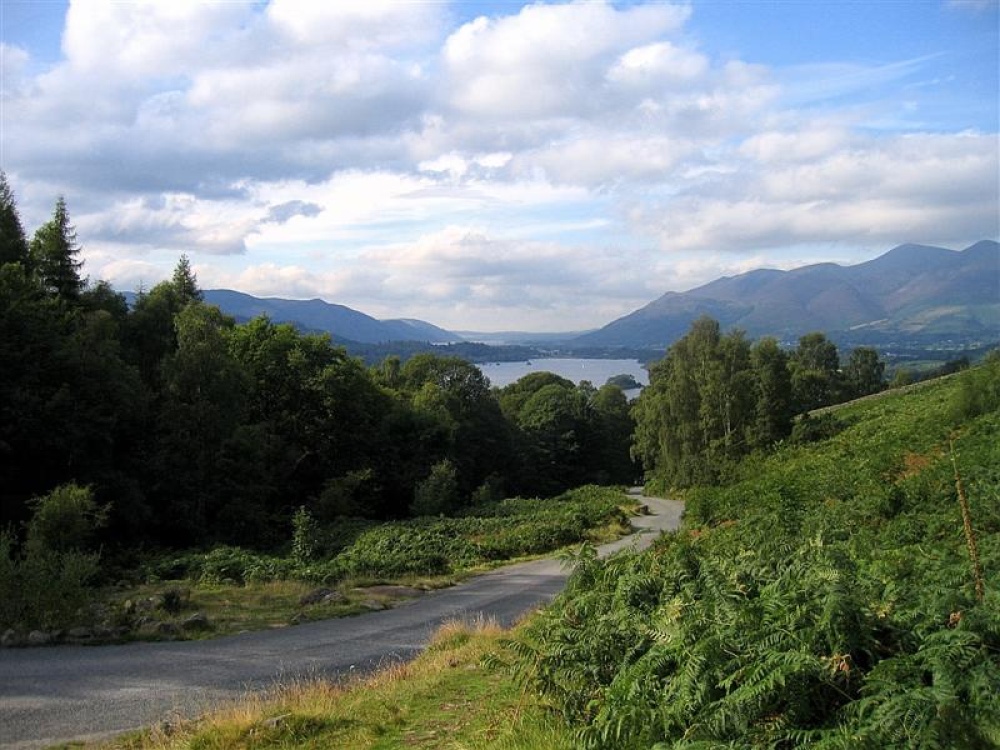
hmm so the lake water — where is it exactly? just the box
[478,358,649,392]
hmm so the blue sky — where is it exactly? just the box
[1,0,997,331]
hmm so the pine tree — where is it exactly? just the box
[0,172,29,267]
[170,254,203,305]
[29,196,84,301]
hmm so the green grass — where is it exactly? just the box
[76,617,574,750]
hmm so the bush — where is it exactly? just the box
[411,459,460,516]
[0,483,106,630]
[790,412,845,444]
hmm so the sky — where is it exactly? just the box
[1,0,997,332]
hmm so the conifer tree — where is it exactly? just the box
[29,196,84,301]
[170,254,203,305]
[0,172,29,267]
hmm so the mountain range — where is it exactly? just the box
[200,289,459,344]
[572,240,998,349]
[158,240,996,352]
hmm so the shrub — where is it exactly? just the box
[0,484,105,630]
[411,459,460,516]
[291,506,319,566]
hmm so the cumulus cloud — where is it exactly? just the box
[5,0,997,330]
[633,131,999,253]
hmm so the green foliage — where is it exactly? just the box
[951,348,1000,422]
[142,486,629,587]
[25,482,108,553]
[411,458,461,516]
[511,369,1000,749]
[789,412,847,444]
[0,484,104,630]
[0,171,29,267]
[291,506,319,565]
[28,196,83,301]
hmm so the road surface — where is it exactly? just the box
[0,493,683,749]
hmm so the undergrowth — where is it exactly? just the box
[507,365,1000,748]
[142,485,633,586]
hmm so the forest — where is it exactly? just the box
[0,177,639,554]
[1,176,902,559]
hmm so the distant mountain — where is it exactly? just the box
[574,241,999,349]
[200,290,460,344]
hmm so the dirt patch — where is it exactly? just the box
[899,451,936,479]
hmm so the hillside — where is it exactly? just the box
[575,240,999,349]
[516,361,1000,747]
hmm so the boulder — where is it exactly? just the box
[156,622,180,637]
[181,612,212,631]
[1,629,19,648]
[67,626,95,642]
[27,630,52,646]
[299,587,345,607]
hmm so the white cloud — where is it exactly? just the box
[606,41,708,87]
[635,130,999,253]
[4,1,997,331]
[442,1,691,120]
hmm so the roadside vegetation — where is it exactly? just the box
[69,617,575,750]
[1,485,635,641]
[509,354,1000,748]
[71,352,999,750]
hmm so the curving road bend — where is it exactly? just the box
[0,493,683,749]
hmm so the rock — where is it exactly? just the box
[27,630,52,646]
[360,600,386,611]
[181,612,212,631]
[1,629,19,648]
[299,587,329,606]
[156,622,180,637]
[67,626,95,642]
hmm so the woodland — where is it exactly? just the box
[2,177,890,559]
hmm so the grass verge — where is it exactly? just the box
[69,616,572,750]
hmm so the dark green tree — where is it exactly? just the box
[153,303,248,544]
[400,354,513,501]
[790,332,842,412]
[171,254,203,306]
[844,346,885,399]
[588,384,638,485]
[411,458,460,516]
[748,337,793,448]
[632,317,758,489]
[0,172,29,267]
[29,197,84,301]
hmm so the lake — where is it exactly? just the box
[477,358,649,392]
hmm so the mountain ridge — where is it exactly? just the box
[200,290,460,344]
[573,240,999,348]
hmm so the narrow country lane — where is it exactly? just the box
[0,493,683,749]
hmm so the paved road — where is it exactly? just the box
[0,493,683,749]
